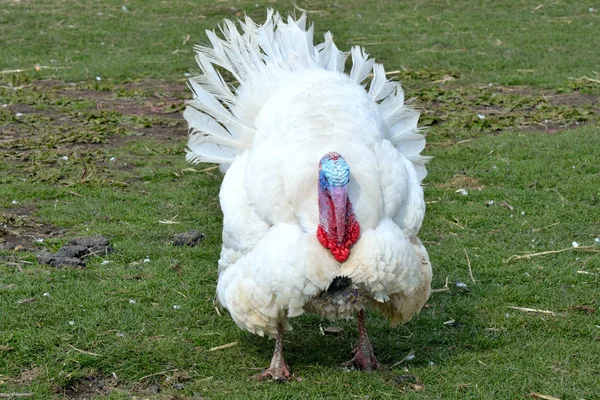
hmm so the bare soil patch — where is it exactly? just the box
[493,86,600,108]
[1,80,189,157]
[416,83,598,138]
[55,373,196,400]
[16,367,44,385]
[436,174,484,191]
[0,205,65,252]
[57,374,120,399]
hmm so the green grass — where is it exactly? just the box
[1,0,599,86]
[1,1,600,399]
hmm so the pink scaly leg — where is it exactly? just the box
[254,323,294,382]
[342,310,382,371]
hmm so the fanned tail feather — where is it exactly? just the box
[349,46,375,84]
[184,9,429,180]
[316,32,347,72]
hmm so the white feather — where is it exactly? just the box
[349,46,375,84]
[368,64,396,101]
[316,32,347,72]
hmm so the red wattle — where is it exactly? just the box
[317,225,330,249]
[317,221,360,263]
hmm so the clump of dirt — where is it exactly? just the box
[173,230,204,247]
[37,235,113,268]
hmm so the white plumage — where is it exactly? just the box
[184,10,432,379]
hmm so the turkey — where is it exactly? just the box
[184,10,432,381]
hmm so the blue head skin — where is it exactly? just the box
[318,152,351,247]
[319,153,350,189]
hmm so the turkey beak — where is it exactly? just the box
[330,185,348,246]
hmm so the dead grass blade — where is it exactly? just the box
[464,248,475,283]
[0,394,34,398]
[506,245,600,262]
[508,306,557,316]
[180,166,219,173]
[431,276,450,293]
[442,217,465,230]
[530,392,561,400]
[0,66,70,74]
[569,75,600,84]
[531,222,560,232]
[390,350,415,368]
[499,201,514,211]
[158,215,180,224]
[209,341,238,351]
[67,344,101,356]
[291,1,325,13]
[139,369,178,381]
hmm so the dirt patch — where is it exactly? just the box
[16,367,44,385]
[7,103,41,115]
[2,80,597,187]
[34,79,189,99]
[1,80,190,186]
[56,372,196,400]
[436,174,484,191]
[1,366,45,387]
[0,205,65,252]
[493,86,600,108]
[417,83,598,138]
[1,80,189,157]
[544,92,599,108]
[57,374,120,399]
[37,79,188,126]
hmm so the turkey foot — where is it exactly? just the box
[254,361,292,382]
[254,323,296,382]
[342,310,383,372]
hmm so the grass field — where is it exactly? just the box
[1,1,599,399]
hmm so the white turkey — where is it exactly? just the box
[184,10,432,381]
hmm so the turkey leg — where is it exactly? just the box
[254,323,293,382]
[343,309,382,371]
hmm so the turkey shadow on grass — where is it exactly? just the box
[241,293,503,375]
